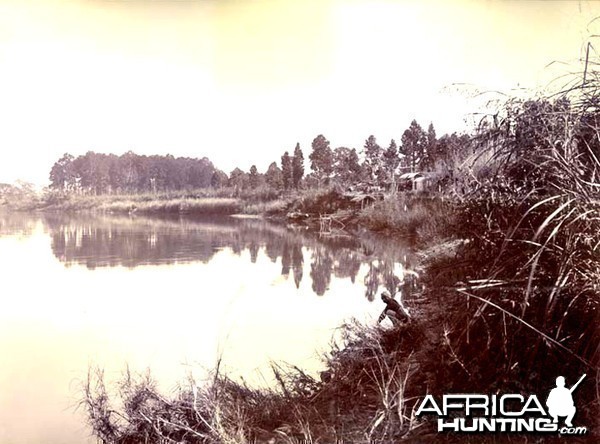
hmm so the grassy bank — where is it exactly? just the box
[356,194,454,241]
[40,192,244,215]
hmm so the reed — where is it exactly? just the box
[421,69,600,434]
[81,320,430,443]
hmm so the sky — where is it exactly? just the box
[0,0,599,186]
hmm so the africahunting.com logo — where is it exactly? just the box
[415,374,588,436]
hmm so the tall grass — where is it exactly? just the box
[358,194,455,242]
[82,321,430,444]
[40,187,287,215]
[41,192,244,215]
[424,69,600,432]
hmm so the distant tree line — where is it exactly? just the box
[49,120,474,194]
[50,151,219,194]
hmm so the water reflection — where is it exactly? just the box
[0,210,38,236]
[42,213,417,299]
[0,211,420,444]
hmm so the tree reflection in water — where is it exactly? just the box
[0,211,38,237]
[41,213,418,299]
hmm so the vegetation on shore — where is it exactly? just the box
[42,191,244,216]
[84,322,430,444]
[0,181,41,210]
[27,185,450,245]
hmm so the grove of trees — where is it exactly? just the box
[49,120,474,194]
[49,151,219,194]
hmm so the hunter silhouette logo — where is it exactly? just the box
[546,374,586,427]
[415,373,588,435]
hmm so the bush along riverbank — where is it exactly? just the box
[82,81,599,442]
[26,185,453,245]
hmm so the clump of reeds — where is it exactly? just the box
[102,197,243,215]
[82,320,431,443]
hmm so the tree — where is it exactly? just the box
[292,143,304,189]
[49,153,75,191]
[383,139,400,189]
[422,123,438,170]
[211,170,228,188]
[333,147,362,186]
[281,151,293,190]
[400,120,428,173]
[430,132,472,181]
[81,152,110,195]
[108,154,123,193]
[362,135,383,184]
[265,162,283,190]
[309,134,333,186]
[120,151,140,192]
[248,165,259,189]
[229,167,247,190]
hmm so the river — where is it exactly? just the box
[0,211,417,443]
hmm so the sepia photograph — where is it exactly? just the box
[0,0,598,442]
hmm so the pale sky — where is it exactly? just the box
[0,0,598,185]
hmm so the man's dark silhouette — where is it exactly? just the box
[378,291,410,324]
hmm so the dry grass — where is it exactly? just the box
[241,199,291,216]
[357,194,455,243]
[81,320,431,444]
[41,192,243,215]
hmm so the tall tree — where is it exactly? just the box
[435,133,472,173]
[49,151,219,194]
[281,151,293,190]
[49,153,75,191]
[309,134,334,186]
[229,167,247,190]
[363,135,383,184]
[265,161,283,190]
[422,122,438,170]
[333,147,362,186]
[248,165,260,189]
[292,143,304,189]
[400,120,428,173]
[383,139,400,188]
[210,170,228,188]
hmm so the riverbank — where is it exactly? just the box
[83,231,598,443]
[74,182,598,443]
[16,187,453,248]
[82,229,599,444]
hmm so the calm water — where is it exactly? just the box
[0,211,417,444]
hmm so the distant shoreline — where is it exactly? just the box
[8,187,449,245]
